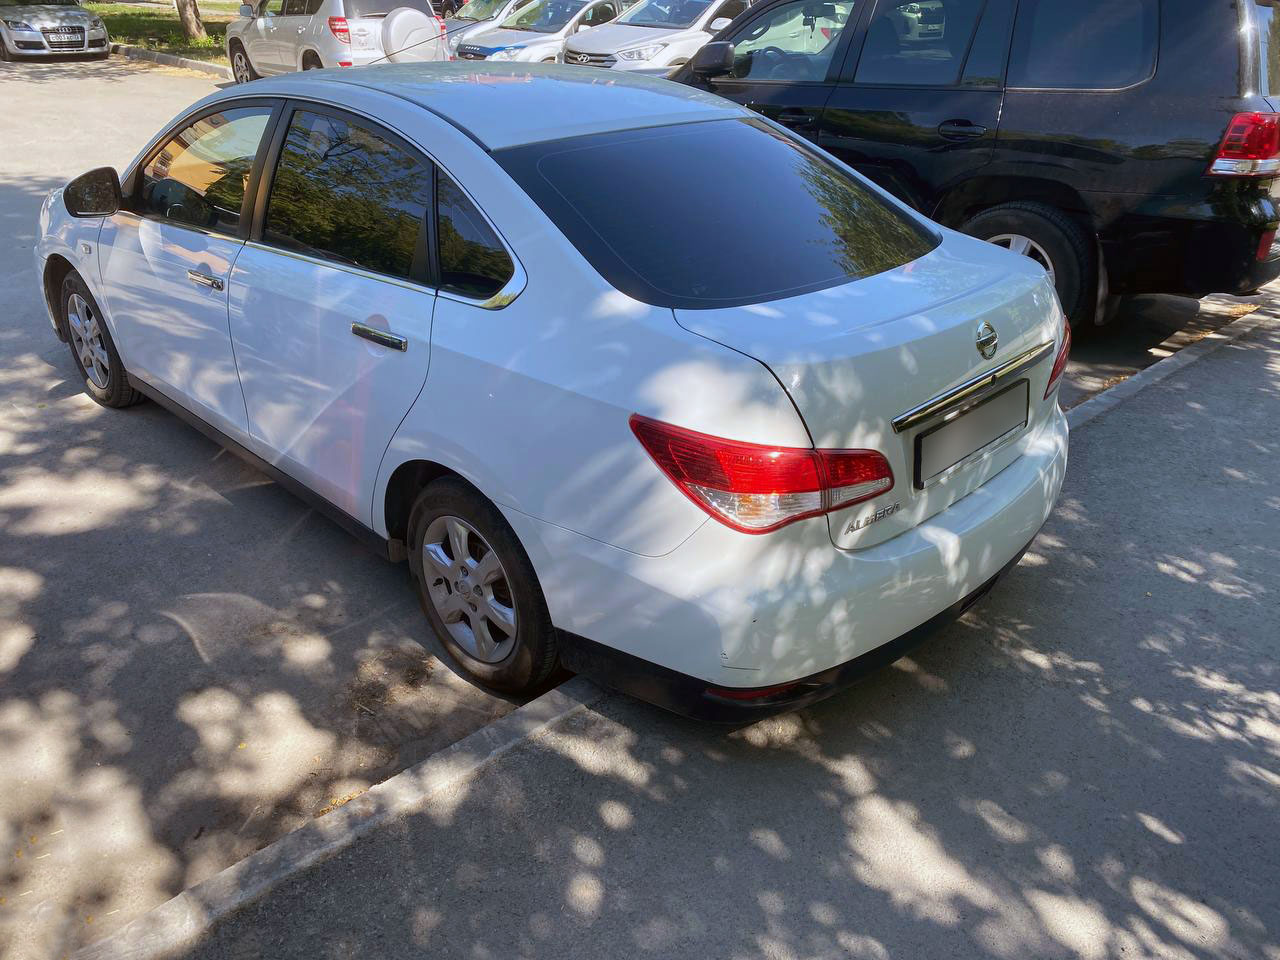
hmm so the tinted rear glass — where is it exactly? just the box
[1256,1,1280,97]
[1007,0,1158,90]
[496,119,937,309]
[344,0,434,17]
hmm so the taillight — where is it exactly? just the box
[1209,112,1280,176]
[1258,228,1278,261]
[436,15,446,32]
[327,15,350,42]
[629,414,893,534]
[1044,312,1071,400]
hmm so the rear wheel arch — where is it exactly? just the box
[382,458,470,548]
[931,176,1096,233]
[301,49,323,69]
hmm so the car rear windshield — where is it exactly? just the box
[344,0,434,17]
[495,118,938,309]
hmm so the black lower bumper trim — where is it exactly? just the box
[558,535,1036,723]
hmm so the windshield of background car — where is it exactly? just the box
[496,118,938,309]
[500,0,577,30]
[617,0,711,29]
[0,0,79,5]
[344,0,435,17]
[454,0,508,19]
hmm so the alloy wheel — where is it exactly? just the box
[233,49,251,83]
[66,293,110,389]
[987,233,1057,285]
[421,514,518,664]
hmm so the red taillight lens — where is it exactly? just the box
[1044,313,1071,400]
[1258,228,1278,262]
[327,15,350,42]
[1209,112,1280,176]
[629,414,893,534]
[436,15,446,32]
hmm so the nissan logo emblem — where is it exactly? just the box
[975,321,999,360]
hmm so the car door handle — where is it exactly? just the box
[938,120,988,140]
[297,25,306,31]
[774,108,812,128]
[187,270,224,291]
[351,322,408,352]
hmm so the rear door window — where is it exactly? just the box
[853,0,985,87]
[496,118,937,308]
[263,109,433,282]
[1006,0,1157,90]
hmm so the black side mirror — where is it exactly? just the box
[64,167,121,218]
[691,40,734,77]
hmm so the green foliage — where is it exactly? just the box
[84,2,233,62]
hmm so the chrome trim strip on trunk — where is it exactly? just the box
[891,340,1056,434]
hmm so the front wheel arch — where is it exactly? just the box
[43,254,76,342]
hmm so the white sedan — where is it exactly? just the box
[34,64,1068,719]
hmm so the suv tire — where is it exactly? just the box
[408,477,558,693]
[962,202,1095,328]
[230,41,259,83]
[61,271,144,408]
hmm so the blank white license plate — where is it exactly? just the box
[915,380,1029,487]
[352,28,375,49]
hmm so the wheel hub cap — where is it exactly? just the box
[66,293,110,389]
[422,515,517,664]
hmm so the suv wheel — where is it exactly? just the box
[408,478,558,694]
[302,51,322,69]
[61,271,144,408]
[962,202,1095,328]
[230,41,259,83]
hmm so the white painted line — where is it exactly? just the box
[1068,307,1276,431]
[73,675,606,960]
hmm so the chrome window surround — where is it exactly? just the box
[891,340,1055,435]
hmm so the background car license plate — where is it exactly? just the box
[914,380,1029,488]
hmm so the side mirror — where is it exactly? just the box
[690,39,733,76]
[707,16,731,31]
[64,167,121,218]
[238,3,255,15]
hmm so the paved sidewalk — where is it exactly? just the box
[178,318,1280,959]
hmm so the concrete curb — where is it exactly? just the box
[1067,306,1277,431]
[73,675,607,960]
[111,44,232,80]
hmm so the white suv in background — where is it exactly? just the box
[561,0,748,74]
[226,0,446,82]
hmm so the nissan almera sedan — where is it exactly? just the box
[35,63,1068,719]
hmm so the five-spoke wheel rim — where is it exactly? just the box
[987,233,1056,285]
[233,50,251,83]
[422,515,518,664]
[66,293,110,389]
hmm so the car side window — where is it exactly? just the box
[437,175,514,300]
[263,110,433,282]
[282,0,308,14]
[263,0,286,14]
[136,106,272,233]
[853,0,984,87]
[729,0,855,82]
[580,1,617,27]
[1007,0,1157,90]
[715,0,748,22]
[957,0,1011,88]
[305,0,324,12]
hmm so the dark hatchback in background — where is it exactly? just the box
[673,0,1280,327]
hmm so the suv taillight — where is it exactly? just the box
[1209,112,1280,176]
[327,15,350,42]
[630,414,893,534]
[1044,311,1071,400]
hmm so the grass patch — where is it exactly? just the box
[86,1,234,63]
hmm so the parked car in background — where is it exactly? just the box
[0,0,108,60]
[675,0,1280,327]
[226,0,446,82]
[455,0,623,62]
[443,0,535,56]
[36,63,1067,719]
[560,0,749,75]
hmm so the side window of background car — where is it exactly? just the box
[281,0,308,14]
[853,0,984,86]
[437,176,514,300]
[263,110,433,282]
[305,0,324,13]
[136,106,272,233]
[714,0,748,24]
[581,2,617,27]
[263,0,286,14]
[730,0,854,81]
[1006,0,1157,90]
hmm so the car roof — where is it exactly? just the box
[240,63,747,151]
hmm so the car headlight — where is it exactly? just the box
[3,19,37,31]
[487,45,523,60]
[90,17,104,28]
[615,42,665,61]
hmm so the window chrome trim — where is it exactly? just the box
[891,340,1055,434]
[436,256,528,310]
[243,240,436,294]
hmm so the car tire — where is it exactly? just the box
[962,202,1095,329]
[61,271,143,408]
[229,41,259,83]
[0,32,12,61]
[302,51,322,69]
[408,477,558,694]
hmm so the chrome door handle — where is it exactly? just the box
[187,270,224,291]
[351,322,408,351]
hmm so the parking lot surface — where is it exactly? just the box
[0,57,1270,959]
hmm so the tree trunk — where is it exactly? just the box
[173,0,207,42]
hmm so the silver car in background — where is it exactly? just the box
[561,0,747,74]
[442,0,534,56]
[455,0,623,63]
[0,0,108,59]
[225,0,445,82]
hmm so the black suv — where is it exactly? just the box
[673,0,1280,326]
